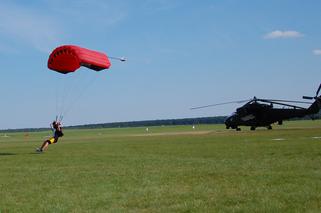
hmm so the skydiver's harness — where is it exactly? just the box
[54,116,64,137]
[48,119,64,144]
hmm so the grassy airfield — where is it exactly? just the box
[1,120,321,212]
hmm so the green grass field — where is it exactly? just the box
[1,120,321,212]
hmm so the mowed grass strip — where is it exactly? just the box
[1,120,321,212]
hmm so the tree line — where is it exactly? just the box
[1,112,320,133]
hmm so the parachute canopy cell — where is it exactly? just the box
[48,45,111,74]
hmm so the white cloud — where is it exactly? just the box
[313,49,321,55]
[263,30,304,39]
[0,1,128,54]
[0,3,62,53]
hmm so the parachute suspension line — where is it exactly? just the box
[59,73,82,115]
[55,89,59,121]
[55,72,99,122]
[54,115,63,123]
[54,74,72,120]
[54,72,84,123]
[54,74,69,122]
[60,77,98,121]
[58,115,63,122]
[61,74,99,118]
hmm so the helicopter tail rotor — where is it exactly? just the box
[316,84,321,97]
[303,83,321,100]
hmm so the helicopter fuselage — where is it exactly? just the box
[191,84,321,131]
[224,102,309,130]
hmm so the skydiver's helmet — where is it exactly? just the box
[52,121,58,129]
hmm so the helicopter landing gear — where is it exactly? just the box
[250,126,256,131]
[267,125,272,130]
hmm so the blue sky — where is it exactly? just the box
[0,0,321,129]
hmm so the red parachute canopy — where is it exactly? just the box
[48,45,111,74]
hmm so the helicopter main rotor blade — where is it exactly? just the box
[256,98,309,104]
[260,99,304,109]
[258,98,312,104]
[190,99,250,110]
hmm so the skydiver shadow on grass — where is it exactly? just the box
[36,121,64,153]
[0,153,16,156]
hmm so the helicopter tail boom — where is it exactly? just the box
[307,96,321,114]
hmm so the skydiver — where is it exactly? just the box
[36,121,64,153]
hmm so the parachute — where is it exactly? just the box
[48,45,111,74]
[47,45,115,122]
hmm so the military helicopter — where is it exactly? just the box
[191,84,321,131]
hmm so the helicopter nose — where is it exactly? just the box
[224,117,233,129]
[224,116,232,125]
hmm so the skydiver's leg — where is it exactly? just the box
[41,141,49,151]
[38,140,50,152]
